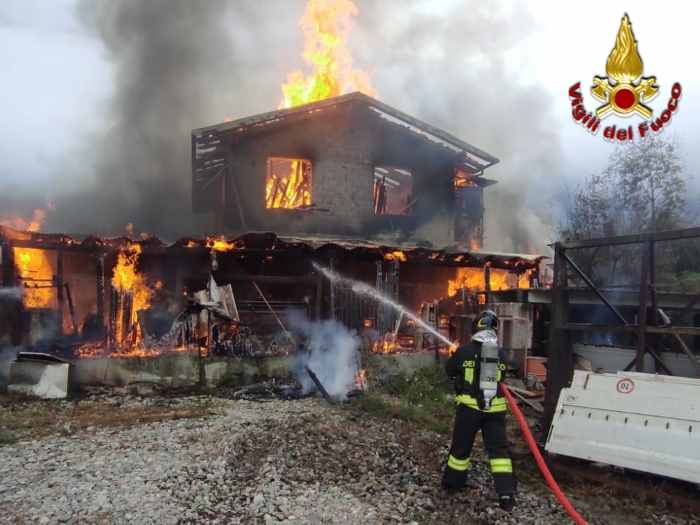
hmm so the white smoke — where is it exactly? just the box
[287,311,361,400]
[0,347,20,389]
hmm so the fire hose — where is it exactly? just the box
[499,383,588,525]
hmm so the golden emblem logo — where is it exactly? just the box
[591,14,657,119]
[568,13,681,142]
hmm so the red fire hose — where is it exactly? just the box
[499,383,589,525]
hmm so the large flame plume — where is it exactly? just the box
[606,14,643,84]
[280,0,377,108]
[111,244,153,345]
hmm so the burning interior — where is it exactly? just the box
[1,92,551,386]
[0,225,544,369]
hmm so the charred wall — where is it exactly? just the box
[206,102,475,246]
[225,104,373,236]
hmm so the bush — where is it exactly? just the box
[385,365,451,406]
[351,364,454,434]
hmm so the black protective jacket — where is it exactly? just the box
[445,340,507,410]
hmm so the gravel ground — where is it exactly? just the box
[0,396,697,524]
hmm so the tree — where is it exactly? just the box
[560,137,688,286]
[604,137,685,234]
[563,137,686,241]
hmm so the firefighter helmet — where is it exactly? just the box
[472,309,499,333]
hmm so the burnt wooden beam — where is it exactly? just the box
[64,283,77,335]
[7,239,102,254]
[215,273,317,285]
[636,242,650,371]
[562,251,628,325]
[96,254,106,338]
[305,366,334,404]
[0,241,14,287]
[563,323,700,336]
[670,332,700,372]
[560,226,700,250]
[56,248,64,336]
[622,346,674,375]
[543,242,571,437]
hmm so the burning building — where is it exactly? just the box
[0,224,543,372]
[192,92,498,248]
[1,61,545,388]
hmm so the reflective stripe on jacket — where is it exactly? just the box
[454,393,507,413]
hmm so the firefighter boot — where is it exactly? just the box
[499,494,515,512]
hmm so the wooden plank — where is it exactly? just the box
[564,323,700,336]
[215,273,317,285]
[563,251,628,324]
[636,242,650,371]
[306,366,335,404]
[543,243,571,435]
[560,226,700,250]
[511,388,544,413]
[64,283,77,335]
[57,248,64,336]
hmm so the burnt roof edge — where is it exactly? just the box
[0,227,544,269]
[191,92,499,169]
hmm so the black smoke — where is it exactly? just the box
[3,1,561,252]
[46,0,301,237]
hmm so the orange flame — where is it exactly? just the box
[454,170,477,188]
[448,268,485,297]
[372,334,400,354]
[489,269,510,291]
[111,244,153,345]
[75,343,192,360]
[280,0,377,108]
[384,250,407,262]
[265,157,311,209]
[13,247,54,308]
[206,237,236,252]
[518,269,534,289]
[266,158,312,209]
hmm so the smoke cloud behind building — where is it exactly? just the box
[2,0,655,253]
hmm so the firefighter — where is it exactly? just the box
[442,309,516,511]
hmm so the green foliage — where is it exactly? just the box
[665,271,700,294]
[350,365,454,434]
[384,365,451,406]
[0,430,18,446]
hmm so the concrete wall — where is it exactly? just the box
[71,353,298,388]
[62,350,441,390]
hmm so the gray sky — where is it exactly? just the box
[0,0,697,250]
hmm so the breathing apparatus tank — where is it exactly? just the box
[479,340,500,408]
